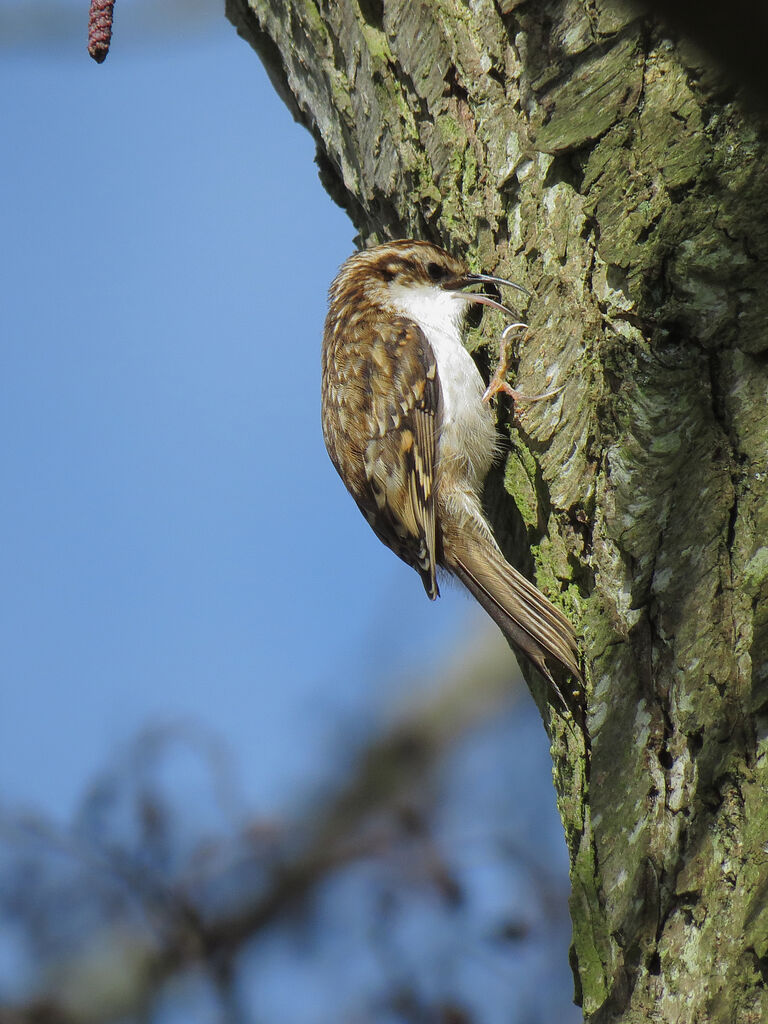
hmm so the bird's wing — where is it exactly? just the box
[355,315,441,599]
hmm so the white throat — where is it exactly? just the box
[387,283,465,338]
[387,283,496,487]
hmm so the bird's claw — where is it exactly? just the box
[482,322,526,404]
[482,322,565,407]
[483,380,565,404]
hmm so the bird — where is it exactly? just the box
[321,239,581,706]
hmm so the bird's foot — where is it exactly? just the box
[482,322,526,404]
[483,379,565,404]
[482,323,564,405]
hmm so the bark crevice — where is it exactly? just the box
[227,1,768,1019]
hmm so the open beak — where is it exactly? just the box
[444,272,530,319]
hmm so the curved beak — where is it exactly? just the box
[457,272,530,298]
[444,271,530,318]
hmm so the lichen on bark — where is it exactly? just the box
[227,0,768,1019]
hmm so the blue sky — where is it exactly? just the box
[1,2,500,822]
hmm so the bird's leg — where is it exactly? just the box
[482,323,565,405]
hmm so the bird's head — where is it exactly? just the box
[328,239,528,332]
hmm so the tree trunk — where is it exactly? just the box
[226,1,768,1019]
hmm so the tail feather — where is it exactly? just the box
[448,533,582,703]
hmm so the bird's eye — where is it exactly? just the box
[427,262,446,282]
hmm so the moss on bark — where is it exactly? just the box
[227,0,768,1018]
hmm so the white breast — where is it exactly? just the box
[387,284,497,489]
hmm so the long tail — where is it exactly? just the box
[447,529,582,706]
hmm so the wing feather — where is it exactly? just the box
[357,317,440,598]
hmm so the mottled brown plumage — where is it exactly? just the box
[321,240,581,704]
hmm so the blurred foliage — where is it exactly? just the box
[0,644,579,1024]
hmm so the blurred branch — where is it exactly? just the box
[1,647,534,1024]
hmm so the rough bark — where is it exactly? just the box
[225,1,768,1020]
